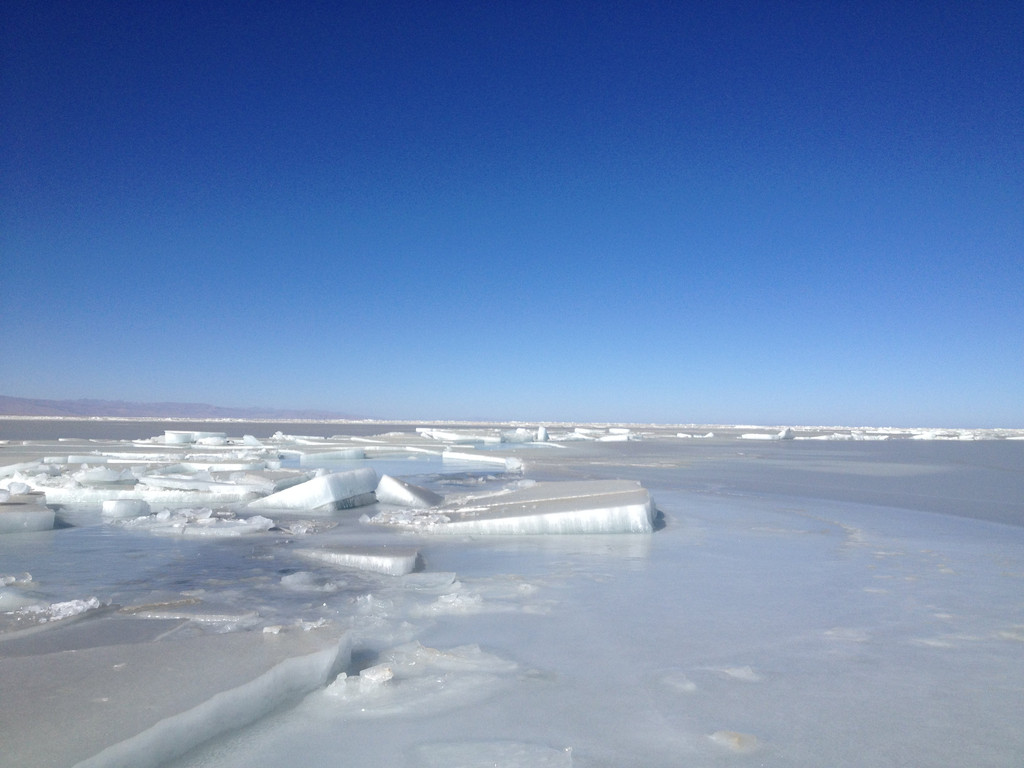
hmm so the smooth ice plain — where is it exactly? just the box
[1,420,1023,767]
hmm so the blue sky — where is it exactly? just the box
[3,1,1021,426]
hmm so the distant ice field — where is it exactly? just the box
[1,421,1022,767]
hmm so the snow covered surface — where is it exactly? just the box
[0,419,1022,767]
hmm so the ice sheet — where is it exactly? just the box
[0,423,1021,768]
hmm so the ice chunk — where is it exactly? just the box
[500,427,536,443]
[16,596,103,623]
[73,466,136,485]
[296,546,420,576]
[0,493,55,533]
[417,428,501,444]
[375,474,443,508]
[321,641,516,714]
[357,663,394,687]
[67,455,108,464]
[443,450,523,472]
[113,508,275,536]
[101,499,151,518]
[371,480,656,534]
[299,448,365,464]
[163,430,227,444]
[37,485,257,505]
[248,468,379,512]
[740,428,794,440]
[0,460,42,479]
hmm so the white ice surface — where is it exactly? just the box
[0,425,1022,768]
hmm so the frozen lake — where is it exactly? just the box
[1,421,1022,767]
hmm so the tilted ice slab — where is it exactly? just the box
[248,468,379,512]
[296,545,420,576]
[371,480,656,534]
[442,450,523,472]
[1,626,350,768]
[375,474,443,508]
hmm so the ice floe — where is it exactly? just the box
[369,479,656,534]
[295,545,420,576]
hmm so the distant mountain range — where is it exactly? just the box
[0,395,357,420]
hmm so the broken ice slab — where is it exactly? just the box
[0,624,350,768]
[416,428,502,445]
[0,493,55,533]
[298,448,366,464]
[442,449,524,472]
[296,545,420,576]
[371,480,656,534]
[101,499,151,518]
[0,460,43,479]
[73,466,136,486]
[247,468,379,512]
[38,484,260,505]
[113,509,276,537]
[162,430,228,444]
[375,474,443,508]
[739,428,795,440]
[221,470,313,495]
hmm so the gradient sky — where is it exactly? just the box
[3,1,1021,426]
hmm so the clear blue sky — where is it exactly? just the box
[3,1,1021,426]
